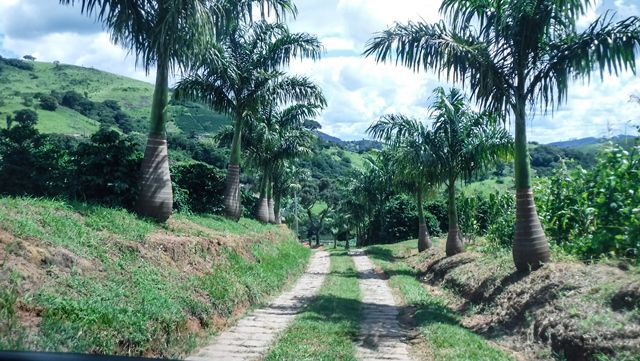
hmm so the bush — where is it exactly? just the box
[39,95,58,111]
[74,127,142,208]
[536,142,640,261]
[383,194,442,242]
[171,162,226,214]
[1,58,34,71]
[0,113,70,196]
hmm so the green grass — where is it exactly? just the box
[0,60,228,135]
[366,240,514,361]
[0,196,310,357]
[264,249,361,361]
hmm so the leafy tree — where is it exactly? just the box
[175,19,325,220]
[0,111,69,196]
[364,0,640,270]
[39,95,58,111]
[171,161,226,214]
[61,0,221,221]
[13,109,38,127]
[74,127,142,208]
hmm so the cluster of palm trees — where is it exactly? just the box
[61,0,326,223]
[369,87,512,256]
[365,0,640,271]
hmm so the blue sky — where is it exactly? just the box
[1,0,639,143]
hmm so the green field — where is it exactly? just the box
[0,60,230,136]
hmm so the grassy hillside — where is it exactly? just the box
[0,197,310,358]
[0,60,229,135]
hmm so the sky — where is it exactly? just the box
[0,0,639,143]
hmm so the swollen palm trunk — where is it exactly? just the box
[446,228,464,256]
[224,164,242,220]
[256,197,269,223]
[268,198,275,223]
[136,135,173,222]
[418,221,431,252]
[513,189,550,271]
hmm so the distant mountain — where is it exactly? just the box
[548,137,602,148]
[315,131,343,143]
[314,131,383,152]
[547,135,637,149]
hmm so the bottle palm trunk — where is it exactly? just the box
[224,116,243,220]
[256,169,269,223]
[512,100,550,271]
[417,190,432,252]
[446,180,464,256]
[274,193,282,224]
[136,57,173,222]
[267,174,275,223]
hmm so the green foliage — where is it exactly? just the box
[367,240,514,361]
[0,112,70,197]
[1,58,34,71]
[171,162,225,214]
[74,127,142,208]
[39,94,58,111]
[536,142,640,261]
[13,108,38,127]
[384,194,442,242]
[457,190,515,247]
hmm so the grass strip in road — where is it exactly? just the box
[367,240,514,361]
[264,249,361,361]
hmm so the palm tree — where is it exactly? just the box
[175,21,325,220]
[364,0,640,270]
[243,102,320,223]
[428,87,512,255]
[60,0,218,221]
[60,0,296,221]
[369,87,512,256]
[368,116,438,252]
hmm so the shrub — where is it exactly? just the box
[0,114,70,196]
[1,58,34,71]
[383,194,442,242]
[171,162,226,214]
[536,142,640,261]
[39,95,58,111]
[74,127,142,208]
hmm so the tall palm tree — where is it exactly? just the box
[370,87,512,256]
[364,0,640,270]
[428,87,512,255]
[368,116,438,252]
[60,0,296,221]
[175,21,325,220]
[60,0,218,221]
[242,102,320,223]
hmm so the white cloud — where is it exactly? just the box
[0,0,639,143]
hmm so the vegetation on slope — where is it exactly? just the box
[0,59,229,136]
[367,241,514,361]
[0,197,310,358]
[372,239,640,360]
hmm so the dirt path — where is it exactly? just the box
[186,250,330,361]
[351,250,414,361]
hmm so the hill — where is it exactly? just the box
[0,196,309,357]
[0,58,229,135]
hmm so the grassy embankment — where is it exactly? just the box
[0,196,310,358]
[264,249,361,361]
[367,240,514,361]
[369,239,640,361]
